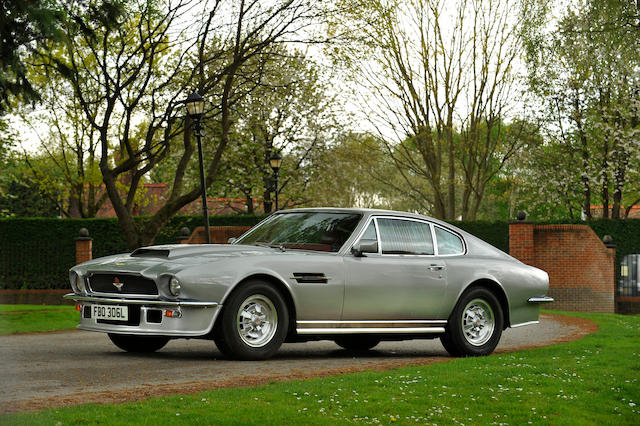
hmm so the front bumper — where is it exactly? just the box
[64,293,221,337]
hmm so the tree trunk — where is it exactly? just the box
[574,95,592,220]
[612,161,626,219]
[246,194,254,214]
[446,120,455,220]
[601,132,610,218]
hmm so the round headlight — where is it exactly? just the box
[169,277,181,296]
[74,273,85,293]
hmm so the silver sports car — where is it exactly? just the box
[65,208,553,360]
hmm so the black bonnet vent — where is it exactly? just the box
[292,272,328,284]
[131,249,170,258]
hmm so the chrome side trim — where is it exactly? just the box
[63,293,218,308]
[527,296,554,303]
[297,327,445,335]
[510,320,540,328]
[297,320,447,325]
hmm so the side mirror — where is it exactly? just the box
[351,239,378,257]
[227,237,237,244]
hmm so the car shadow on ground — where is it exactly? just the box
[99,342,449,362]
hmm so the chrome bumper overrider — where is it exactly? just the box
[527,296,554,303]
[63,293,218,307]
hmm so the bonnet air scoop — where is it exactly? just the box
[130,248,170,258]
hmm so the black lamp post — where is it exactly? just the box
[269,151,283,211]
[184,92,210,244]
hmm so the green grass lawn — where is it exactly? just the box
[0,304,78,335]
[1,311,638,424]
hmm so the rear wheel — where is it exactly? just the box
[440,287,503,357]
[108,334,169,353]
[334,335,381,352]
[214,280,289,360]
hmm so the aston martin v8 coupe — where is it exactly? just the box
[65,208,553,360]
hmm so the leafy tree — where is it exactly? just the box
[522,0,640,219]
[17,66,106,217]
[224,50,340,214]
[329,0,529,220]
[0,0,122,112]
[27,0,326,248]
[0,121,60,217]
[151,41,341,216]
[0,177,60,217]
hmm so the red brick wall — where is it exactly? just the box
[185,226,252,244]
[509,222,615,313]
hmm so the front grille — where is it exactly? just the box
[88,273,158,295]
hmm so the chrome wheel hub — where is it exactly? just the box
[237,294,277,348]
[462,298,495,346]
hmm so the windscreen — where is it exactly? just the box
[235,212,362,252]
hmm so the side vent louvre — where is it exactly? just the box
[292,272,328,284]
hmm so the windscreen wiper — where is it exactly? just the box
[253,241,286,252]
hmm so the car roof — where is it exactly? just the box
[276,207,449,227]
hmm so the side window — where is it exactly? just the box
[360,220,378,241]
[377,218,434,255]
[435,227,464,255]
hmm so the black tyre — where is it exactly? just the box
[108,333,170,353]
[334,335,381,352]
[214,280,289,360]
[441,287,503,357]
[439,332,463,357]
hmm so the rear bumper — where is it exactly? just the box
[64,293,220,337]
[527,296,554,303]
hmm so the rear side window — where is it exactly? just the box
[377,218,434,255]
[435,227,464,255]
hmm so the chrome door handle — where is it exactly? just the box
[428,265,444,271]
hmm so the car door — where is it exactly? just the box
[342,217,448,320]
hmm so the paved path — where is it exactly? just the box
[0,314,594,413]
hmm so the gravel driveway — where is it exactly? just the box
[0,313,596,413]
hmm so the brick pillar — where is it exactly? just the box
[509,212,535,266]
[75,228,93,264]
[604,235,617,311]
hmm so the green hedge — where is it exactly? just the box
[448,220,509,253]
[0,215,265,290]
[1,215,638,290]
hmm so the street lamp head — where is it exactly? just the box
[269,151,283,172]
[185,92,205,118]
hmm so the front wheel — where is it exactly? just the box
[214,280,289,360]
[108,334,170,353]
[440,287,503,357]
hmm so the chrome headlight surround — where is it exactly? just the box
[169,277,181,296]
[70,272,85,293]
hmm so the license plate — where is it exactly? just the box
[92,304,128,321]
